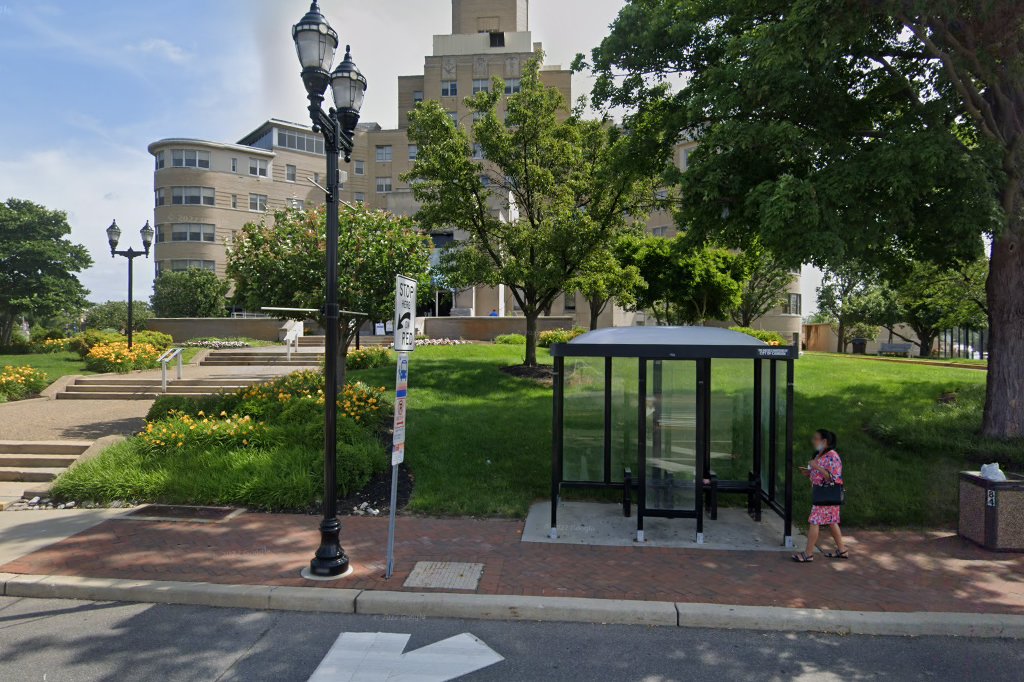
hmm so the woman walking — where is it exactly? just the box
[792,429,848,563]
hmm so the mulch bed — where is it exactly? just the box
[499,364,555,386]
[337,462,414,515]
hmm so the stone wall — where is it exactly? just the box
[147,318,301,342]
[422,316,575,341]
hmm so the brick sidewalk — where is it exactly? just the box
[3,513,1022,615]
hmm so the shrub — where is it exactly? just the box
[133,331,174,350]
[39,337,72,353]
[729,326,787,346]
[151,268,230,318]
[538,327,587,348]
[68,331,123,358]
[85,342,161,374]
[495,334,526,345]
[0,365,50,402]
[346,346,393,370]
[0,330,32,354]
[139,412,270,452]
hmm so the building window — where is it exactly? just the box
[473,79,490,94]
[784,293,802,316]
[155,226,165,243]
[473,111,486,123]
[448,111,459,125]
[314,172,321,185]
[651,226,669,238]
[564,293,576,312]
[249,194,268,211]
[171,223,216,243]
[489,32,505,48]
[681,148,692,171]
[249,158,268,177]
[155,188,166,206]
[413,90,424,104]
[376,145,393,162]
[231,194,238,209]
[408,144,418,160]
[354,192,366,203]
[479,174,491,187]
[231,158,238,173]
[441,80,458,97]
[505,78,521,94]
[473,143,484,160]
[171,149,210,169]
[277,129,324,155]
[655,189,669,200]
[291,198,305,210]
[170,259,216,273]
[354,160,365,175]
[286,164,297,182]
[155,151,165,170]
[171,187,215,206]
[155,261,163,277]
[376,177,393,194]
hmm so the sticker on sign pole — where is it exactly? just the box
[394,275,418,352]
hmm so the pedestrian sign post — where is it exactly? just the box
[386,275,417,579]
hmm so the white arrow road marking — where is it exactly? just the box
[307,632,504,682]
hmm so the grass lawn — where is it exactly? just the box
[0,351,94,385]
[350,345,998,527]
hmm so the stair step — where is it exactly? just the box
[56,392,223,400]
[0,454,79,467]
[65,385,247,394]
[0,481,52,507]
[0,442,91,455]
[0,467,65,482]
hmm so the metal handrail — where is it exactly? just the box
[284,328,301,361]
[159,347,184,393]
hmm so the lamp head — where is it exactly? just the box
[106,220,121,256]
[292,1,339,97]
[140,221,155,256]
[331,45,367,139]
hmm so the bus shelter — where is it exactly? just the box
[549,327,797,547]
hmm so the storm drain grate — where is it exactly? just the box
[121,505,244,523]
[403,561,484,590]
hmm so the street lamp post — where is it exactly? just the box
[106,220,154,349]
[292,1,367,579]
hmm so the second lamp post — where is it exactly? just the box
[292,1,367,579]
[106,220,154,349]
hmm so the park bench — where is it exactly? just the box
[878,342,914,357]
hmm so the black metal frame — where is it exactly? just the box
[549,340,796,546]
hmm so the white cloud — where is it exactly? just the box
[0,147,156,304]
[126,38,190,64]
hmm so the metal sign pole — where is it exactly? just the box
[386,275,417,579]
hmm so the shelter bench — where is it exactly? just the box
[878,342,913,357]
[703,471,761,522]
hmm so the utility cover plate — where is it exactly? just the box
[403,561,483,591]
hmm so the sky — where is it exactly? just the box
[0,0,821,311]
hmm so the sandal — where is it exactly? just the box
[791,552,814,563]
[823,549,850,560]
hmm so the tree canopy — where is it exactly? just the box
[84,300,153,333]
[584,0,1024,437]
[404,57,661,366]
[151,269,230,319]
[0,198,92,346]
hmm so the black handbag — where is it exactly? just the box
[812,481,845,506]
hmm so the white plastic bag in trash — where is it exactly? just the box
[980,463,1008,482]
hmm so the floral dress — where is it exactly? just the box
[809,449,843,526]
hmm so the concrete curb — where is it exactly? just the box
[2,573,1023,638]
[71,435,126,469]
[41,375,82,400]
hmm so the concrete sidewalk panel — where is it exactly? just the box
[356,591,679,626]
[676,603,1024,639]
[267,586,361,613]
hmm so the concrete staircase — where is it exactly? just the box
[297,335,392,348]
[199,350,324,367]
[0,441,92,509]
[55,377,259,401]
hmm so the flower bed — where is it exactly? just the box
[85,342,161,374]
[346,346,393,370]
[410,338,470,347]
[0,365,50,402]
[182,338,251,350]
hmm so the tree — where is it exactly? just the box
[404,58,660,366]
[816,267,883,353]
[0,199,91,346]
[621,235,744,326]
[584,1,1023,437]
[151,269,230,318]
[872,259,989,357]
[84,300,153,333]
[227,204,431,386]
[568,237,645,330]
[731,240,799,328]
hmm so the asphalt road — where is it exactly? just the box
[0,595,1021,681]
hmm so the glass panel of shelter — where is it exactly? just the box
[644,360,698,513]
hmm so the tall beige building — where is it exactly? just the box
[148,0,801,335]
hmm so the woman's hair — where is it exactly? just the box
[815,429,838,450]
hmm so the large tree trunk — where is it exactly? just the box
[835,321,846,353]
[0,315,13,347]
[524,312,539,367]
[982,230,1024,439]
[917,332,936,358]
[588,295,605,331]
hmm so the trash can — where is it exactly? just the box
[959,471,1024,552]
[851,338,868,355]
